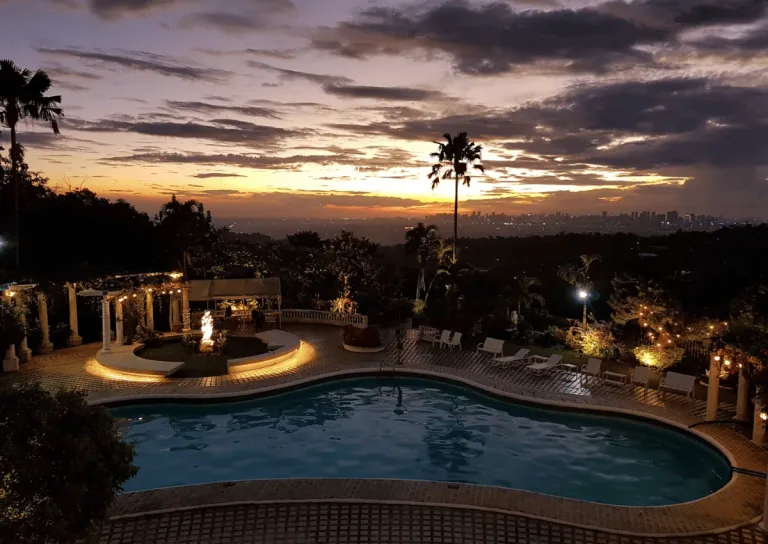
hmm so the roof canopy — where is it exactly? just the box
[187,278,281,301]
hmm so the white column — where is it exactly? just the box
[736,365,750,421]
[706,353,720,421]
[753,403,766,444]
[146,290,154,331]
[101,295,112,353]
[3,344,19,372]
[181,286,190,332]
[17,312,32,362]
[67,284,82,346]
[115,298,124,345]
[37,293,54,354]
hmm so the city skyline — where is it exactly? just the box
[2,0,768,218]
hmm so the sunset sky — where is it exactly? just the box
[2,0,768,218]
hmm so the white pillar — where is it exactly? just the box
[736,365,750,421]
[171,295,182,331]
[37,293,54,354]
[706,353,720,421]
[181,286,190,332]
[17,312,32,362]
[101,295,111,353]
[115,298,124,345]
[3,344,19,372]
[761,476,768,532]
[67,284,82,346]
[146,290,154,331]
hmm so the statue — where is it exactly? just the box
[200,310,214,352]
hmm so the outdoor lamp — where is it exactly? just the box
[578,290,588,299]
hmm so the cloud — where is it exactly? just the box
[68,117,301,146]
[88,0,179,20]
[165,100,281,119]
[100,147,419,172]
[38,47,232,82]
[247,60,352,85]
[322,84,444,101]
[193,172,246,179]
[181,11,264,33]
[313,0,768,75]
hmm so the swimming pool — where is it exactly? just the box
[112,377,731,505]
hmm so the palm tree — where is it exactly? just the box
[0,60,63,268]
[404,222,439,300]
[424,239,454,305]
[428,132,484,264]
[512,276,545,315]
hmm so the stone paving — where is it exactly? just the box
[2,325,767,542]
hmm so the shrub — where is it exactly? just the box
[633,345,685,372]
[0,383,137,544]
[0,300,25,358]
[134,325,162,348]
[342,325,381,347]
[567,322,617,358]
[413,298,426,317]
[535,325,566,348]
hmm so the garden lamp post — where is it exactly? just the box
[578,290,589,328]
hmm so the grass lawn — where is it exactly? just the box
[137,336,268,378]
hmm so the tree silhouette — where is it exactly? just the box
[0,60,62,269]
[511,276,545,315]
[404,222,440,300]
[428,132,484,264]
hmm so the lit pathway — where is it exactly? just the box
[2,326,765,543]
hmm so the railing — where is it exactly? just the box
[281,309,368,327]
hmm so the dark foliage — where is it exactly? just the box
[342,325,382,347]
[0,383,137,544]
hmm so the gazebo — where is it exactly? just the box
[187,278,282,325]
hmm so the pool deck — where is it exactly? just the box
[2,325,767,543]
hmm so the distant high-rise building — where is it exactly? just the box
[666,211,679,225]
[631,211,638,220]
[602,211,608,219]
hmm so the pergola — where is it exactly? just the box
[187,278,281,310]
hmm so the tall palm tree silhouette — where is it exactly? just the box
[428,132,484,264]
[0,60,63,268]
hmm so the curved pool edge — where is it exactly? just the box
[98,368,768,535]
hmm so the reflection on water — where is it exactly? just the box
[112,377,730,506]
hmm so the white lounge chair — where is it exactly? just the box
[491,348,530,368]
[433,329,451,348]
[477,337,504,357]
[525,354,563,376]
[443,332,462,350]
[659,371,696,398]
[581,358,602,381]
[631,366,651,390]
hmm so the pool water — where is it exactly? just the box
[112,377,730,505]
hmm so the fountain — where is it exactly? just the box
[200,310,214,352]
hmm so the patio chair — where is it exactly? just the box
[491,348,530,369]
[631,366,651,390]
[581,358,602,381]
[432,329,451,348]
[444,332,462,350]
[659,371,696,398]
[525,354,563,376]
[477,337,504,357]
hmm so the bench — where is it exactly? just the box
[476,337,504,357]
[659,371,696,398]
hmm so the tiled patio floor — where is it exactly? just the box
[102,502,766,544]
[3,325,767,542]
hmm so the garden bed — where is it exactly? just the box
[136,336,269,378]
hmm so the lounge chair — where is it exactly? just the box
[631,366,651,390]
[659,371,696,398]
[433,329,451,348]
[477,337,504,357]
[581,358,602,381]
[443,332,462,350]
[525,354,563,376]
[491,348,530,368]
